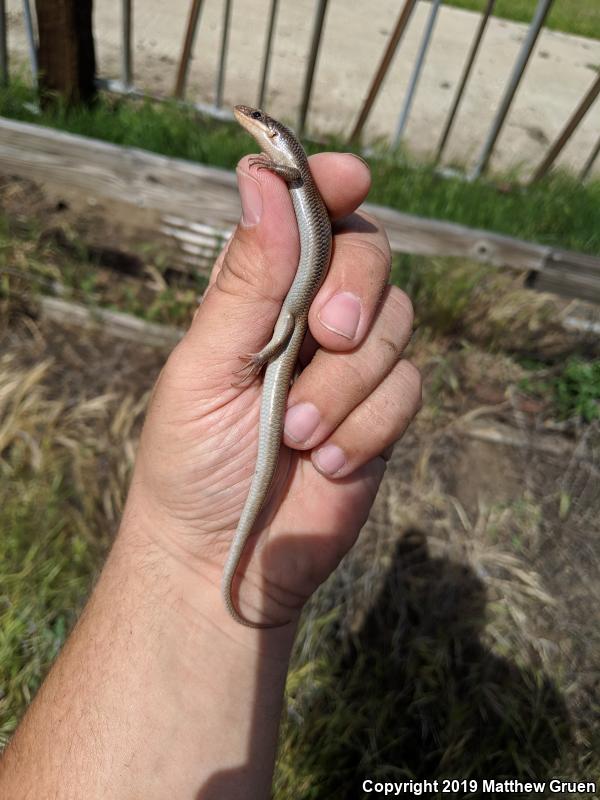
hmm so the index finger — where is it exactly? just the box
[308,152,371,221]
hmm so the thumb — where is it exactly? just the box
[180,155,301,385]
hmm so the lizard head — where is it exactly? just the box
[234,105,304,170]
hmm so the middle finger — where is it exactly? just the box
[284,284,414,450]
[308,210,393,353]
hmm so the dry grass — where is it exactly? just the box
[0,203,205,330]
[0,350,148,744]
[275,412,600,796]
[394,254,600,360]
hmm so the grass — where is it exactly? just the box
[518,358,600,422]
[0,357,121,743]
[553,360,600,421]
[2,82,600,256]
[272,450,598,796]
[393,254,489,334]
[0,210,207,328]
[441,0,600,40]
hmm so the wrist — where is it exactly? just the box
[116,494,299,660]
[2,493,297,799]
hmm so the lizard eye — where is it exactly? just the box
[268,130,279,138]
[251,110,262,119]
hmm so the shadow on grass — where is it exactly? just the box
[197,527,571,799]
[277,528,572,798]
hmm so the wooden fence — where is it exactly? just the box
[1,116,599,303]
[0,0,599,183]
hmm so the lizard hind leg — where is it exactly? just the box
[232,352,268,386]
[231,310,295,386]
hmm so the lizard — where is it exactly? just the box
[221,105,333,627]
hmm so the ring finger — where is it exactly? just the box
[284,285,415,451]
[311,358,422,478]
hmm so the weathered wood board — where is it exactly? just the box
[39,296,183,347]
[0,117,240,227]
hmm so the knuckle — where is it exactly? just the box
[377,335,403,363]
[377,287,415,355]
[332,354,369,398]
[217,237,282,306]
[334,232,391,275]
[399,360,423,412]
[363,402,391,436]
[387,285,415,328]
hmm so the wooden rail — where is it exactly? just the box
[1,117,599,303]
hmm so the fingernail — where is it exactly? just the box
[237,168,262,227]
[314,444,346,476]
[318,292,361,340]
[345,152,370,169]
[285,402,320,443]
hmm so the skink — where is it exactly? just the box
[222,105,332,627]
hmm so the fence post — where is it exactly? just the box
[297,0,329,137]
[392,0,442,147]
[122,0,132,88]
[435,0,495,163]
[531,73,600,182]
[23,0,38,85]
[214,0,232,109]
[471,0,553,179]
[348,0,417,143]
[174,0,204,99]
[257,0,279,109]
[0,0,7,86]
[580,136,600,182]
[34,0,96,105]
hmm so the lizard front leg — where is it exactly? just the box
[249,155,301,183]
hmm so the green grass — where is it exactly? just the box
[1,82,600,256]
[553,359,600,421]
[519,358,600,422]
[393,254,488,334]
[441,0,600,39]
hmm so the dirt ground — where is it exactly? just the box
[2,172,599,773]
[4,0,600,177]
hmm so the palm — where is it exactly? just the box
[258,439,382,602]
[138,364,383,611]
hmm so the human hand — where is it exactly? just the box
[125,152,421,630]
